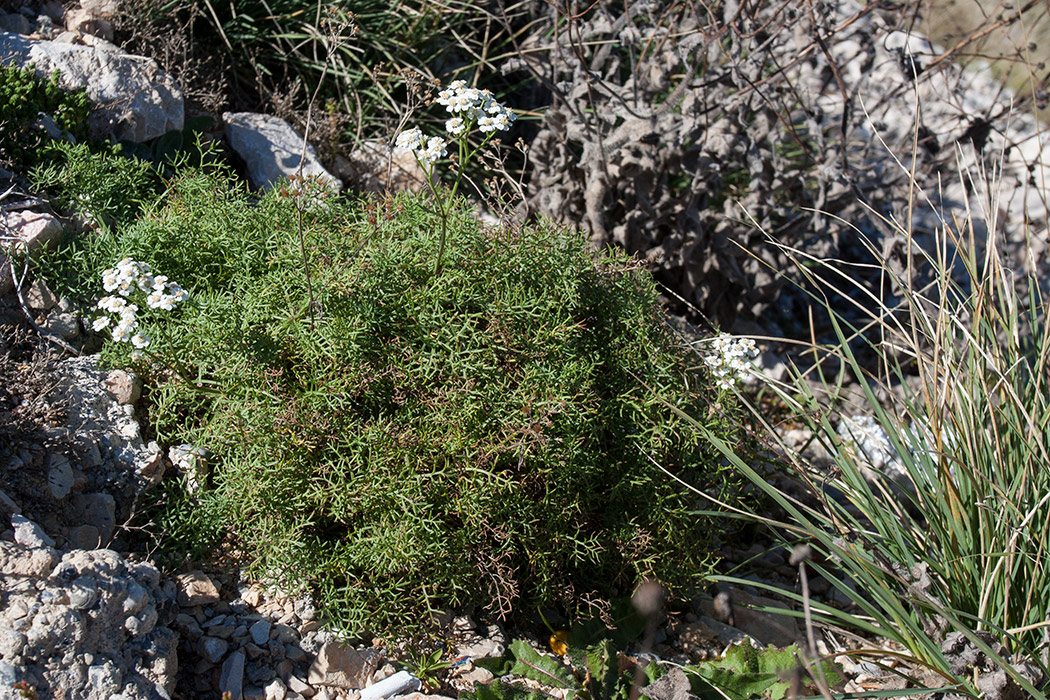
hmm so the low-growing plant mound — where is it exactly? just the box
[52,169,744,633]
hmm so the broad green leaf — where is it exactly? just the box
[509,639,576,689]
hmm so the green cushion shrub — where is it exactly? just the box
[59,168,743,633]
[0,63,89,168]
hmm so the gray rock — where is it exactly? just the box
[68,576,99,609]
[0,11,31,34]
[221,650,246,700]
[67,525,101,550]
[8,548,177,698]
[0,489,20,518]
[307,642,379,690]
[250,619,271,646]
[199,635,229,664]
[0,628,26,659]
[87,661,123,698]
[0,660,20,687]
[638,667,691,700]
[12,514,55,548]
[46,453,74,500]
[45,310,80,340]
[72,492,116,543]
[223,112,341,192]
[0,31,183,142]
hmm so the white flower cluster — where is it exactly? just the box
[394,127,448,166]
[94,258,188,350]
[703,334,758,390]
[435,80,516,133]
[393,81,516,166]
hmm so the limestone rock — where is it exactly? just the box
[46,453,74,500]
[25,278,58,312]
[223,112,341,192]
[0,211,64,293]
[0,547,177,699]
[0,30,183,142]
[176,570,221,607]
[12,515,55,548]
[307,642,379,690]
[71,492,116,544]
[102,369,142,405]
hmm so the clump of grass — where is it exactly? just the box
[671,150,1050,696]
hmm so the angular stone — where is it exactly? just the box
[697,589,803,647]
[177,570,221,607]
[221,650,246,700]
[264,678,288,700]
[0,32,183,142]
[66,524,101,550]
[2,211,64,252]
[198,635,229,664]
[455,666,494,686]
[223,112,341,192]
[26,278,58,312]
[102,369,142,405]
[249,619,271,646]
[307,642,379,690]
[0,12,31,34]
[455,637,504,660]
[71,493,116,544]
[46,453,74,500]
[12,515,55,548]
[286,675,313,698]
[44,310,80,340]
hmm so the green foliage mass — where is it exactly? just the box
[0,63,90,168]
[41,165,742,633]
[30,141,158,230]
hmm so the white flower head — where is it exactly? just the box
[102,270,120,292]
[98,296,126,313]
[445,117,466,137]
[394,127,425,154]
[131,333,150,349]
[420,136,447,165]
[92,316,111,332]
[111,326,131,343]
[703,334,758,389]
[116,316,138,333]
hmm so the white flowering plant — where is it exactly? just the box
[92,257,189,361]
[393,80,517,276]
[702,334,758,390]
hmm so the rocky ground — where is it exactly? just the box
[2,0,1049,699]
